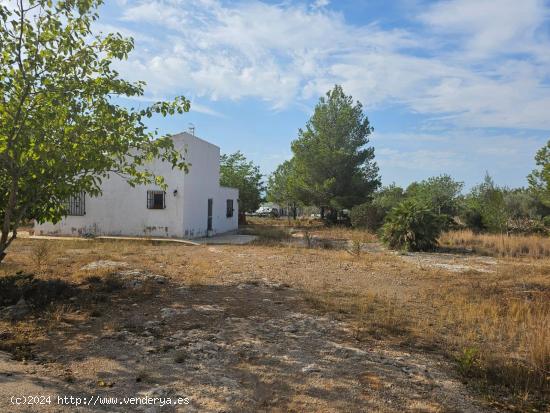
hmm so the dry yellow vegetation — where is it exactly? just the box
[0,225,548,411]
[440,229,550,258]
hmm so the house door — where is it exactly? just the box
[207,198,213,232]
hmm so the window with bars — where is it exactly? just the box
[147,190,166,209]
[67,192,86,216]
[226,199,234,218]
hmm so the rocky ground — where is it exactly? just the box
[0,258,491,413]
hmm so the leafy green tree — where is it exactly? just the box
[266,159,299,219]
[290,85,380,216]
[350,202,381,231]
[406,175,463,217]
[220,152,264,216]
[528,140,550,206]
[462,173,508,233]
[373,184,406,213]
[381,199,445,251]
[0,0,190,262]
[503,188,548,220]
[350,184,405,231]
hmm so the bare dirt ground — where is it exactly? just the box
[0,232,547,412]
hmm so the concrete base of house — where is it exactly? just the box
[194,234,258,245]
[17,231,200,246]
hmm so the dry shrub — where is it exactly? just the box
[247,226,291,245]
[45,303,74,328]
[303,230,313,248]
[347,239,362,257]
[440,230,550,259]
[31,240,53,268]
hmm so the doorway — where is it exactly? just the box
[207,198,213,232]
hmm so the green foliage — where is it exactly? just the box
[220,151,264,213]
[350,202,383,231]
[266,159,300,218]
[503,188,543,219]
[372,184,406,213]
[456,347,480,377]
[528,139,550,206]
[0,0,189,260]
[381,199,445,251]
[266,159,298,205]
[290,85,380,210]
[351,184,407,230]
[406,175,463,218]
[462,173,508,233]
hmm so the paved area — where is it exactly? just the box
[17,232,199,246]
[195,234,258,245]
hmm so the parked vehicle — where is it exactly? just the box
[255,206,279,217]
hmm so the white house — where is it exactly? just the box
[35,132,239,239]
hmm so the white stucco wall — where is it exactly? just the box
[35,132,239,239]
[215,186,239,235]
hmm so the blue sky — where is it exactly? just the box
[96,0,549,189]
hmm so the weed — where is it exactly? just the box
[31,241,53,269]
[347,238,362,257]
[456,347,480,377]
[46,303,73,326]
[303,230,313,248]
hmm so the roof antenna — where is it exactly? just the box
[188,123,195,136]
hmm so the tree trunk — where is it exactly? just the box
[0,177,18,263]
[320,206,325,220]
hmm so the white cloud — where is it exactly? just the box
[419,0,547,58]
[372,130,544,188]
[105,0,550,128]
[312,0,330,9]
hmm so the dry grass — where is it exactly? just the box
[414,264,550,395]
[440,229,550,259]
[1,232,549,409]
[310,226,377,243]
[298,254,550,409]
[246,216,322,228]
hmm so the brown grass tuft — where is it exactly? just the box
[439,230,550,259]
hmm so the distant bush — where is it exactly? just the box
[460,173,507,233]
[381,200,446,251]
[350,184,406,231]
[507,218,547,235]
[350,202,384,231]
[461,202,485,233]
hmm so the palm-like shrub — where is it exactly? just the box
[381,200,446,251]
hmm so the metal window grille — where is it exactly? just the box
[67,192,86,216]
[226,199,234,217]
[147,190,166,209]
